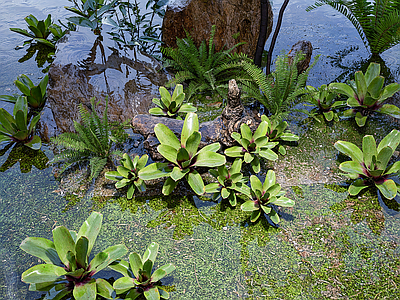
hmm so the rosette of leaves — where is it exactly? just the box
[241,171,295,223]
[334,129,400,199]
[329,62,400,127]
[10,14,57,48]
[0,74,48,109]
[261,115,299,155]
[0,96,41,150]
[304,84,345,122]
[139,112,226,195]
[111,242,175,300]
[105,153,148,199]
[209,158,251,206]
[224,121,278,173]
[149,84,196,119]
[20,212,128,300]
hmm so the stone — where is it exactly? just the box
[42,26,167,140]
[162,0,273,58]
[288,40,313,74]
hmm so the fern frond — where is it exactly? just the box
[89,156,108,181]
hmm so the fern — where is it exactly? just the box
[240,52,319,119]
[161,25,252,100]
[307,0,400,55]
[50,96,120,180]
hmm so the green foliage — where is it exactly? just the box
[0,96,41,150]
[240,52,319,119]
[20,212,128,300]
[261,115,300,155]
[224,120,278,173]
[105,154,148,199]
[241,171,295,224]
[304,84,346,122]
[161,25,251,100]
[0,143,48,173]
[307,0,400,55]
[330,62,400,126]
[334,129,400,199]
[208,158,251,206]
[10,14,63,48]
[111,242,175,300]
[149,84,197,119]
[139,112,226,195]
[0,74,48,109]
[50,96,121,180]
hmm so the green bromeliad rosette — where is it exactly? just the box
[111,242,175,300]
[335,129,400,199]
[20,212,128,300]
[241,170,295,224]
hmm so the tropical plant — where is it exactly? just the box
[241,171,295,224]
[0,74,48,109]
[329,62,400,126]
[306,0,400,55]
[149,84,196,119]
[224,120,279,173]
[161,25,251,100]
[240,52,319,119]
[304,84,346,122]
[50,96,121,180]
[0,96,41,150]
[261,115,300,155]
[139,112,226,195]
[105,153,148,199]
[209,158,251,206]
[111,242,175,300]
[334,129,400,199]
[20,212,128,300]
[10,14,58,48]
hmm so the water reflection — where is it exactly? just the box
[0,143,49,173]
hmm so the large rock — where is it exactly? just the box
[41,27,167,141]
[162,0,273,58]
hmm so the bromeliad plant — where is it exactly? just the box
[241,171,295,224]
[261,115,300,155]
[334,129,400,199]
[209,158,251,206]
[0,96,41,150]
[105,153,148,199]
[224,120,278,173]
[329,62,400,126]
[111,242,175,300]
[139,112,226,195]
[304,84,345,122]
[20,212,128,300]
[149,84,196,119]
[0,74,48,109]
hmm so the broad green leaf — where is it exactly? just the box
[269,209,280,224]
[339,161,365,175]
[143,242,159,264]
[179,103,197,113]
[22,264,66,284]
[162,177,178,195]
[323,111,334,121]
[117,165,130,178]
[171,84,183,102]
[137,154,148,169]
[269,196,295,207]
[52,226,75,267]
[280,132,299,141]
[149,107,166,116]
[10,27,34,38]
[377,83,400,102]
[73,279,96,300]
[241,200,259,211]
[355,112,367,127]
[348,179,369,196]
[362,135,377,168]
[159,288,170,299]
[230,158,242,174]
[129,252,143,278]
[20,237,61,265]
[105,171,124,181]
[253,121,268,140]
[250,175,262,192]
[231,132,242,143]
[334,141,363,163]
[379,104,400,119]
[244,152,253,163]
[115,178,130,189]
[154,123,180,150]
[250,210,261,222]
[15,80,31,96]
[159,86,171,106]
[197,142,220,154]
[240,123,252,141]
[230,173,243,183]
[96,278,114,299]
[139,163,171,180]
[15,110,27,131]
[143,259,154,279]
[77,212,102,257]
[376,146,393,171]
[228,192,237,206]
[367,76,384,99]
[329,82,355,98]
[264,170,276,190]
[158,144,178,164]
[266,183,281,197]
[224,146,244,157]
[187,170,205,195]
[354,71,367,101]
[205,182,220,193]
[221,187,230,199]
[376,179,398,199]
[90,244,128,272]
[0,95,17,103]
[152,263,176,282]
[109,259,131,277]
[113,277,135,294]
[261,205,272,214]
[170,167,189,181]
[75,236,89,268]
[193,151,226,167]
[364,62,380,86]
[144,287,160,300]
[176,147,190,163]
[251,156,260,173]
[258,148,278,161]
[181,112,199,147]
[377,129,400,153]
[185,131,201,156]
[385,161,400,175]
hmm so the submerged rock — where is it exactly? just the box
[41,27,167,141]
[162,0,273,58]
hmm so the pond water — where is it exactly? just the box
[1,0,400,299]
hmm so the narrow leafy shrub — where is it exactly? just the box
[161,25,251,100]
[51,96,121,180]
[335,129,400,199]
[20,212,128,300]
[241,171,295,224]
[330,62,400,126]
[0,96,41,150]
[111,242,175,300]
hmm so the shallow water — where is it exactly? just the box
[1,1,400,299]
